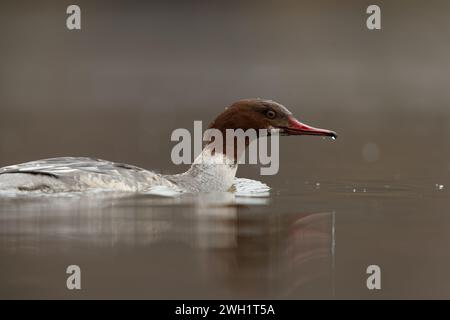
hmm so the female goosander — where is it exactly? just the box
[0,99,336,193]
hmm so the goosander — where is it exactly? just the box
[0,99,336,193]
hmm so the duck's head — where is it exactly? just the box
[208,98,337,139]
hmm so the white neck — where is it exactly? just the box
[167,147,238,192]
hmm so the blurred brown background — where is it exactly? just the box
[1,0,449,182]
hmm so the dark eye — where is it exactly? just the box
[266,110,276,119]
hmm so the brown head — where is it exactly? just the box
[208,98,337,139]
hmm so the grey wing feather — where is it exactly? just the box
[0,157,166,192]
[0,157,144,176]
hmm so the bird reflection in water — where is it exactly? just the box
[0,191,335,298]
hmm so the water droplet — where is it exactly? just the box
[331,136,336,140]
[436,184,444,191]
[352,188,356,193]
[315,182,321,187]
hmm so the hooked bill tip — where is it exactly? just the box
[330,131,338,140]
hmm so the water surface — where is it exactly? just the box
[1,167,450,299]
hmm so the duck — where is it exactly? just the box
[0,99,337,193]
